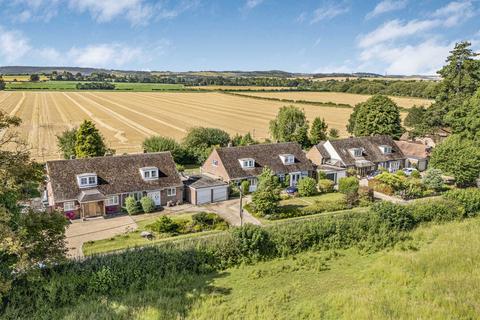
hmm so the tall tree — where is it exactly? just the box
[29,74,40,82]
[56,127,77,159]
[309,117,328,145]
[251,167,281,215]
[142,136,187,164]
[0,111,68,299]
[347,95,404,139]
[74,120,110,158]
[429,135,480,187]
[447,88,480,141]
[182,127,230,164]
[269,105,309,147]
[404,106,429,137]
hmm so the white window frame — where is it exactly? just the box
[105,195,119,206]
[63,201,75,211]
[212,159,218,166]
[140,167,159,181]
[167,187,176,197]
[353,149,362,157]
[77,174,97,188]
[129,192,143,201]
[249,178,258,186]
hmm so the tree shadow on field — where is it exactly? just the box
[60,271,232,320]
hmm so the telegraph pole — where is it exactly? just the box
[239,188,244,227]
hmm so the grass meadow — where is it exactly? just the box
[57,216,480,319]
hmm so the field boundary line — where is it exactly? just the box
[49,92,74,130]
[72,92,157,137]
[86,92,187,134]
[62,93,128,143]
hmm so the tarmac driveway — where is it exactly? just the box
[65,214,137,258]
[203,198,261,226]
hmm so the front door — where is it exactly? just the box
[290,173,301,186]
[83,202,103,218]
[147,191,161,206]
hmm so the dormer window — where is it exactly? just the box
[279,154,295,165]
[350,148,363,157]
[140,167,159,180]
[76,173,97,188]
[239,158,255,168]
[379,145,392,154]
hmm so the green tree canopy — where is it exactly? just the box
[251,167,282,215]
[56,127,77,159]
[231,132,258,146]
[29,74,40,82]
[447,88,480,141]
[309,117,328,145]
[142,136,187,163]
[429,135,480,187]
[347,95,404,139]
[404,106,429,137]
[269,105,309,147]
[74,120,110,158]
[182,127,230,164]
[0,77,5,90]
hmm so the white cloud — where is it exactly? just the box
[0,26,31,63]
[245,0,264,9]
[366,0,407,19]
[66,44,146,68]
[10,0,60,22]
[310,3,349,24]
[359,40,454,75]
[432,0,475,27]
[358,19,439,48]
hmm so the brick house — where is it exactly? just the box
[307,135,406,177]
[201,142,315,192]
[46,152,183,219]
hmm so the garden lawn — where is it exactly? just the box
[83,212,221,256]
[279,192,344,207]
[59,216,480,319]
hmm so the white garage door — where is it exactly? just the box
[213,187,228,202]
[196,189,211,205]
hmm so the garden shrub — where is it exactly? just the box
[297,177,317,196]
[375,172,405,191]
[147,216,180,234]
[301,196,348,215]
[192,212,228,230]
[444,188,480,217]
[358,186,374,206]
[229,182,240,197]
[346,168,357,177]
[368,179,394,195]
[88,266,117,295]
[230,224,273,263]
[408,198,465,223]
[140,196,155,213]
[370,201,415,231]
[396,170,406,177]
[410,170,421,179]
[422,168,444,192]
[124,196,139,215]
[317,171,327,179]
[240,180,250,195]
[318,179,335,193]
[397,179,425,200]
[338,176,359,195]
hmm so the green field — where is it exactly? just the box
[57,216,480,319]
[5,81,185,91]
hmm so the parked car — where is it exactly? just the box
[402,167,417,176]
[285,186,298,195]
[367,170,381,180]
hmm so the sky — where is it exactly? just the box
[0,0,479,75]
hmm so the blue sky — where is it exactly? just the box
[0,0,478,75]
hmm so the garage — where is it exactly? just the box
[184,175,229,205]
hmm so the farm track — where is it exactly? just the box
[0,91,357,160]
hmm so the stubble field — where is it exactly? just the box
[238,91,433,108]
[0,91,361,161]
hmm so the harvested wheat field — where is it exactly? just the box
[0,91,386,161]
[238,91,432,108]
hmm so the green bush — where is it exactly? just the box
[396,170,406,177]
[444,188,480,217]
[297,177,317,197]
[192,212,228,230]
[318,179,335,193]
[410,170,421,179]
[317,171,327,179]
[240,180,250,195]
[124,196,139,215]
[375,172,405,191]
[368,179,394,195]
[147,216,180,234]
[230,224,273,263]
[409,198,465,223]
[397,179,425,200]
[301,196,348,215]
[338,176,359,195]
[358,186,374,206]
[346,168,357,177]
[140,196,156,213]
[371,201,415,231]
[422,168,444,192]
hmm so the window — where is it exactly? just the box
[167,187,176,196]
[105,195,119,206]
[129,192,143,201]
[249,178,257,186]
[77,174,97,188]
[140,167,159,180]
[239,158,255,168]
[379,145,392,154]
[212,159,218,166]
[63,201,75,211]
[280,154,295,165]
[350,148,363,157]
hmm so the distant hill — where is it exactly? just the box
[0,66,437,79]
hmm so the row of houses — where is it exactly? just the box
[45,135,431,219]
